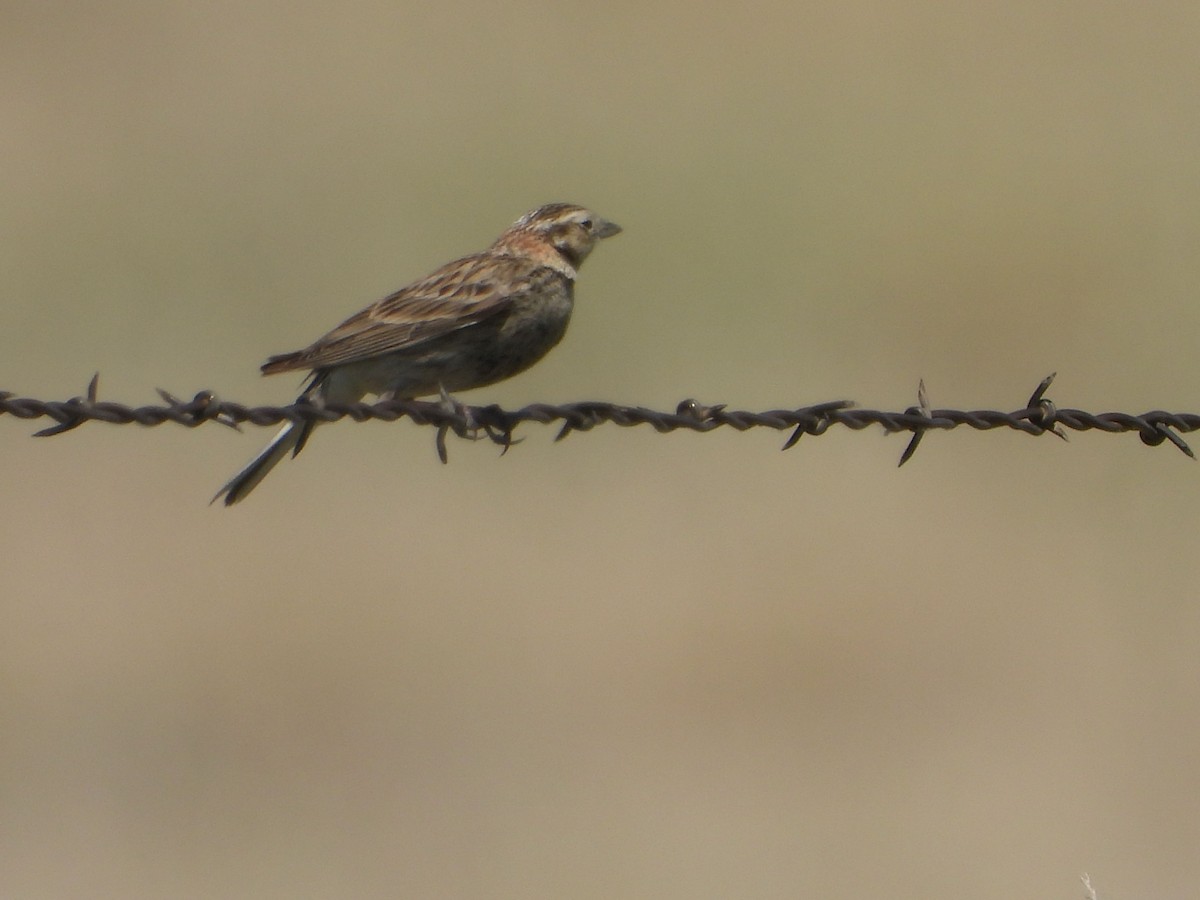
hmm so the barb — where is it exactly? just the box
[1,373,1197,463]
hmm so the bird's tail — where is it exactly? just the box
[212,420,303,506]
[214,371,341,506]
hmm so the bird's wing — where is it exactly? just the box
[261,253,561,374]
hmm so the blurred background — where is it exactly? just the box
[3,1,1199,897]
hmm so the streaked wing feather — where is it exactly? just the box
[263,254,552,374]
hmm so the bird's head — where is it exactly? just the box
[494,203,621,275]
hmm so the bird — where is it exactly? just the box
[213,202,621,505]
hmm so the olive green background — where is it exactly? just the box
[3,2,1199,897]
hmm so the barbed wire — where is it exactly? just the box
[1,373,1196,465]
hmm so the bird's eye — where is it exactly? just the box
[580,218,593,230]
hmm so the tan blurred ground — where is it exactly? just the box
[2,2,1199,897]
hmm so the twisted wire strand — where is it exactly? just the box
[0,373,1195,464]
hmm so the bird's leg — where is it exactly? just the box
[438,384,482,441]
[433,388,520,450]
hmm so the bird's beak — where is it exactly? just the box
[594,218,622,239]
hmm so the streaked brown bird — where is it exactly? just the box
[215,202,621,504]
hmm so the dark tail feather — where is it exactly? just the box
[212,420,301,506]
[213,371,331,506]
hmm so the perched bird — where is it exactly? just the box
[215,202,621,505]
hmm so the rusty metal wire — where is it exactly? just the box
[1,373,1196,464]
